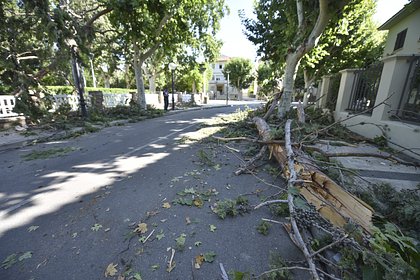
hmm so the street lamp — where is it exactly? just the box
[169,62,177,110]
[225,70,230,105]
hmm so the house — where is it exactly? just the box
[317,0,420,160]
[208,55,240,100]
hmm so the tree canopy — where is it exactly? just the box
[222,57,253,90]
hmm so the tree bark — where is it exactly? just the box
[277,0,339,118]
[303,69,315,106]
[133,42,147,110]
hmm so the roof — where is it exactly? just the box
[217,55,231,62]
[378,0,420,30]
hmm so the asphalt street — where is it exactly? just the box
[0,105,305,279]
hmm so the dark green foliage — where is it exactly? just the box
[213,196,250,219]
[264,252,291,280]
[339,223,419,280]
[22,147,78,161]
[360,184,420,239]
[257,221,271,236]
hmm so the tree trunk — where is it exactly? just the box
[277,0,338,118]
[303,69,315,106]
[125,63,131,89]
[192,81,196,94]
[133,42,147,110]
[103,74,110,88]
[149,71,157,95]
[278,54,300,118]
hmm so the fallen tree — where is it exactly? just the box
[253,116,374,233]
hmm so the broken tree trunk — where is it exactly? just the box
[253,117,374,233]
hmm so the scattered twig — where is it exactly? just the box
[224,145,240,153]
[301,93,394,143]
[318,139,357,147]
[254,199,288,209]
[143,229,155,243]
[235,146,267,175]
[316,268,343,280]
[219,263,229,280]
[256,266,311,278]
[262,218,283,225]
[167,248,176,272]
[310,234,348,257]
[225,146,286,190]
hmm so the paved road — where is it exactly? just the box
[0,105,304,279]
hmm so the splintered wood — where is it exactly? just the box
[253,117,373,233]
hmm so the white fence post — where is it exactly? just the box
[0,96,19,117]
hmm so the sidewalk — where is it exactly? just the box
[311,142,420,190]
[0,100,264,152]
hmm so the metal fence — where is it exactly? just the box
[347,62,383,114]
[397,56,420,123]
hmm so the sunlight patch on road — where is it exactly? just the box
[0,152,169,237]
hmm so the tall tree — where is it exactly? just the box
[108,0,226,110]
[299,0,385,104]
[222,57,253,91]
[242,0,350,118]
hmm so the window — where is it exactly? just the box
[219,64,223,69]
[394,28,407,51]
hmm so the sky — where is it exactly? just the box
[217,0,410,61]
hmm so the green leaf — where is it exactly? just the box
[133,272,142,280]
[294,197,310,210]
[18,251,32,262]
[362,265,383,280]
[213,164,221,170]
[194,241,202,247]
[1,254,17,269]
[156,230,165,241]
[138,236,146,243]
[175,233,187,250]
[151,264,160,271]
[288,186,300,195]
[91,224,103,231]
[27,226,39,232]
[209,224,217,232]
[203,251,216,263]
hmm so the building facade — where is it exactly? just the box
[208,55,239,100]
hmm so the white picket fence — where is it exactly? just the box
[0,92,201,118]
[0,95,18,117]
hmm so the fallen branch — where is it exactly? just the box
[254,116,374,233]
[254,199,288,209]
[262,218,283,225]
[256,266,311,279]
[235,146,267,175]
[304,145,419,167]
[318,139,357,147]
[263,91,283,120]
[225,145,286,190]
[285,119,320,280]
[213,135,285,145]
[310,234,348,257]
